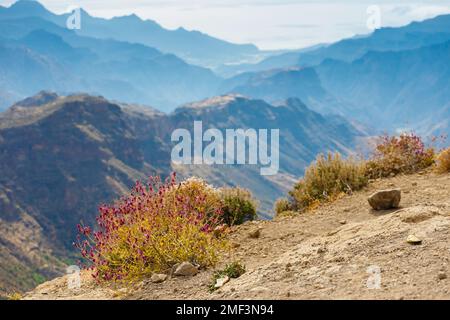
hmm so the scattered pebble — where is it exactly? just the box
[406,235,422,245]
[214,276,230,289]
[248,228,262,239]
[438,272,447,280]
[317,247,327,254]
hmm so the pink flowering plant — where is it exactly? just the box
[75,173,228,282]
[365,133,435,178]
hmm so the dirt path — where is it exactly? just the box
[24,171,450,300]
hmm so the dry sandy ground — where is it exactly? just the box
[24,171,450,300]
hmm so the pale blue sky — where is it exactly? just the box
[3,0,450,49]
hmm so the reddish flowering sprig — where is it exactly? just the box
[366,132,436,178]
[74,173,225,282]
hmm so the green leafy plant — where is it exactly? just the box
[219,187,258,226]
[209,261,246,292]
[274,198,292,216]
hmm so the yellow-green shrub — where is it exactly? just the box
[164,177,223,226]
[75,173,227,282]
[436,148,450,173]
[289,152,367,212]
[274,198,292,216]
[7,292,22,300]
[365,133,435,179]
[219,187,258,226]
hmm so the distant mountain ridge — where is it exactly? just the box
[315,40,450,136]
[0,14,222,111]
[219,14,450,137]
[0,0,263,68]
[225,12,450,76]
[2,0,449,129]
[220,67,354,117]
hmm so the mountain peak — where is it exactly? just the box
[4,0,52,20]
[181,94,248,110]
[9,0,47,12]
[112,13,142,23]
[125,13,141,21]
[12,90,59,108]
[284,97,308,109]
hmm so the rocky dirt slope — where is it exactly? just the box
[24,171,450,300]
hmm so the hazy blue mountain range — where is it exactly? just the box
[221,15,450,137]
[315,40,450,136]
[0,17,221,111]
[1,0,449,135]
[219,67,354,117]
[0,0,264,68]
[0,92,366,294]
[226,13,450,76]
[216,44,328,78]
[296,22,450,69]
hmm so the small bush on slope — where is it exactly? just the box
[289,153,368,212]
[365,133,435,179]
[274,198,292,216]
[219,187,258,226]
[436,148,450,173]
[75,173,227,282]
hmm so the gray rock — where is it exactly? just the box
[368,189,401,210]
[151,273,168,283]
[174,262,198,277]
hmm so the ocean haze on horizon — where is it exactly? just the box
[2,0,450,50]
